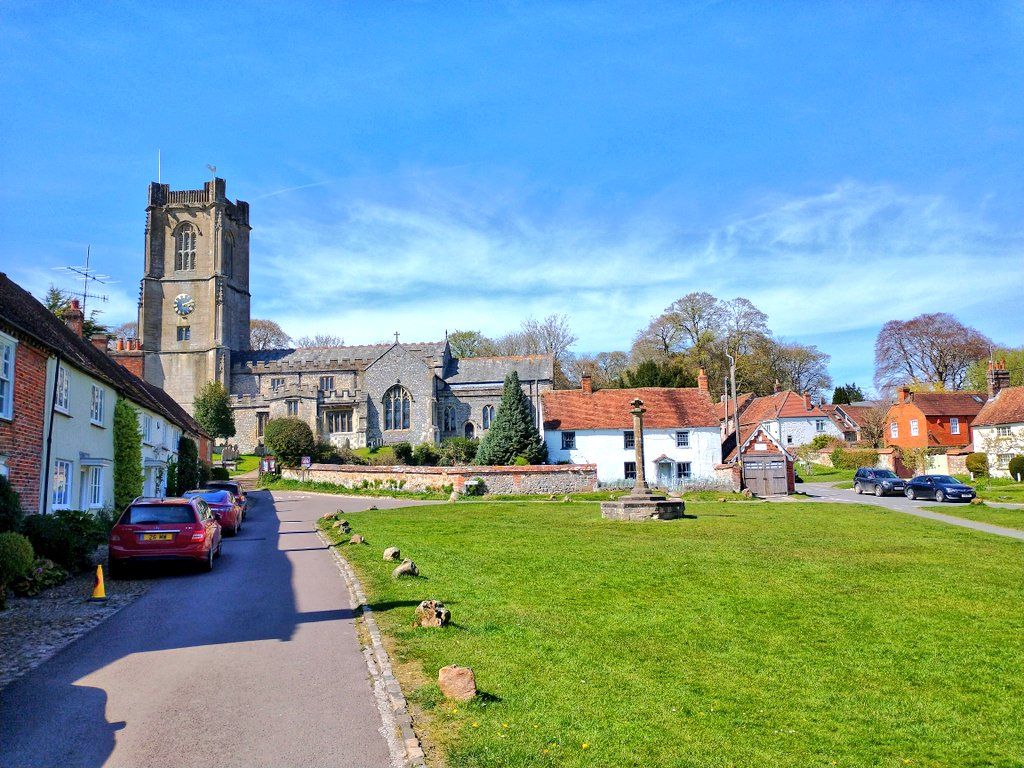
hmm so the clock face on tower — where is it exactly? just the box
[173,293,196,316]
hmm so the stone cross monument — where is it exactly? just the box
[600,397,685,521]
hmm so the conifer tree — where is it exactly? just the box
[475,371,547,465]
[113,399,144,509]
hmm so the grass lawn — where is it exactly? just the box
[923,503,1024,531]
[323,500,1023,768]
[969,478,1024,504]
[795,466,856,483]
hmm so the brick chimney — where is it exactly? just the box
[90,334,109,352]
[773,379,781,394]
[64,299,84,337]
[581,375,593,395]
[898,386,910,403]
[988,359,1011,400]
[803,391,812,410]
[697,368,708,392]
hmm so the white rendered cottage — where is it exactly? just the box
[542,374,722,488]
[971,363,1024,478]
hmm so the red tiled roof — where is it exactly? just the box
[974,387,1024,426]
[738,391,829,426]
[904,391,986,417]
[542,386,719,430]
[714,392,754,422]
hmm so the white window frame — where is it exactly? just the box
[890,422,898,439]
[0,333,15,420]
[87,466,103,508]
[996,425,1011,437]
[815,419,826,433]
[54,365,70,414]
[997,453,1013,469]
[675,431,689,448]
[950,417,960,435]
[561,431,576,450]
[90,385,105,426]
[52,459,73,510]
[270,377,285,391]
[140,413,153,444]
[482,404,495,430]
[909,419,919,437]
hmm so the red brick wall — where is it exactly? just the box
[0,341,49,514]
[885,403,974,449]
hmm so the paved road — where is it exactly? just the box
[0,491,427,768]
[797,481,1024,541]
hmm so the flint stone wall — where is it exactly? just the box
[280,463,598,494]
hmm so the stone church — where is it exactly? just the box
[116,178,553,454]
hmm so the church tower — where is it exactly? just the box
[138,178,251,413]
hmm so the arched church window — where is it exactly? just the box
[383,385,411,431]
[482,404,495,429]
[175,224,197,271]
[442,405,455,432]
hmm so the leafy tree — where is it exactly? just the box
[177,436,201,493]
[475,371,547,465]
[447,330,498,358]
[437,437,479,466]
[874,313,991,394]
[264,417,315,468]
[111,321,138,340]
[568,351,629,389]
[832,383,866,404]
[250,319,292,350]
[193,381,236,442]
[294,334,344,348]
[964,348,1024,392]
[113,399,144,510]
[856,404,889,448]
[618,359,696,389]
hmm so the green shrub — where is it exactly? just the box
[463,477,487,496]
[177,436,201,492]
[1008,455,1024,481]
[392,442,414,465]
[808,434,835,451]
[198,461,211,487]
[314,441,344,464]
[412,443,440,467]
[513,455,530,466]
[22,510,106,572]
[11,558,68,596]
[264,417,315,468]
[113,398,144,511]
[165,458,179,497]
[438,437,479,466]
[0,474,24,533]
[966,452,989,478]
[0,531,35,609]
[830,447,879,470]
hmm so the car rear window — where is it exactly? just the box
[121,504,196,525]
[184,490,232,505]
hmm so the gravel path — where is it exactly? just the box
[0,553,151,691]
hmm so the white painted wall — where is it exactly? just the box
[762,416,844,450]
[972,423,1024,478]
[546,426,722,484]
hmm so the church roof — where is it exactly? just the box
[234,341,449,368]
[444,355,553,385]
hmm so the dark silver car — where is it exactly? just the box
[904,475,976,503]
[853,467,906,497]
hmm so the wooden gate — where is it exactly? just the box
[742,455,789,496]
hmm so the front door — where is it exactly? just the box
[657,462,673,488]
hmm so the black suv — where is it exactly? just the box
[853,467,906,497]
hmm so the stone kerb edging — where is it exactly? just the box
[319,530,427,768]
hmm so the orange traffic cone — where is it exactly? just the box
[87,564,108,603]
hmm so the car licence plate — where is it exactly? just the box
[142,533,174,541]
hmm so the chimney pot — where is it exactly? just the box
[581,375,593,395]
[697,367,709,392]
[899,386,910,403]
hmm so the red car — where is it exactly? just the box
[108,497,222,577]
[203,480,247,515]
[183,489,244,535]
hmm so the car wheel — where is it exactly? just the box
[235,517,242,535]
[854,483,862,494]
[202,545,215,572]
[215,537,223,559]
[906,488,916,500]
[874,485,884,497]
[935,490,945,503]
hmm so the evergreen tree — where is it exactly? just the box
[193,381,236,441]
[831,383,865,405]
[113,399,144,510]
[177,436,201,493]
[475,371,547,465]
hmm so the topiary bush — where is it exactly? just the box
[1008,455,1024,481]
[0,474,24,533]
[0,531,35,609]
[264,417,315,468]
[21,510,106,573]
[965,452,989,478]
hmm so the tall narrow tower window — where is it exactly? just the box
[175,224,197,271]
[223,233,234,278]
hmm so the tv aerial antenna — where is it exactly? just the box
[53,246,117,318]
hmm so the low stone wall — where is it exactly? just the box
[280,463,599,495]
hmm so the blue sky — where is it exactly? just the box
[2,1,1022,395]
